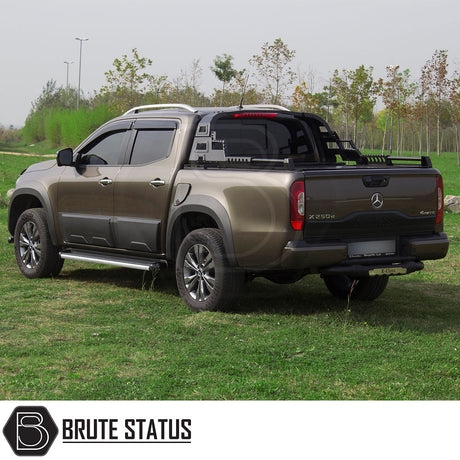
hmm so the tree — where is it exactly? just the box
[331,69,351,138]
[169,59,207,106]
[448,74,460,165]
[422,50,450,156]
[250,38,296,105]
[23,80,82,144]
[211,54,237,106]
[378,66,416,155]
[332,66,377,144]
[292,82,321,112]
[348,66,377,145]
[100,48,156,111]
[219,69,262,107]
[31,80,80,113]
[189,59,203,105]
[146,75,170,104]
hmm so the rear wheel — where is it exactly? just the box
[14,208,64,279]
[322,274,389,301]
[176,228,244,311]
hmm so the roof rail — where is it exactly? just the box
[123,104,198,116]
[238,104,291,112]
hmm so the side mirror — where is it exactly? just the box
[56,148,74,167]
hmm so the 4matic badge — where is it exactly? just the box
[3,406,58,456]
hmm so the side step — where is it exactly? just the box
[59,249,166,272]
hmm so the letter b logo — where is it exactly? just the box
[3,406,58,456]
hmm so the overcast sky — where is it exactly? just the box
[1,0,459,127]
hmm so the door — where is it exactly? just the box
[57,123,131,247]
[113,119,178,254]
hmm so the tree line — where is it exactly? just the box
[17,40,460,164]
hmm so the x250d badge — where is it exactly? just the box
[371,192,384,209]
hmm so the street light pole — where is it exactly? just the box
[75,37,88,110]
[64,61,73,88]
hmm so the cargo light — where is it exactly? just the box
[290,181,305,231]
[436,176,444,224]
[232,113,278,119]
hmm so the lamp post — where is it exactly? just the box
[75,37,88,110]
[64,61,73,88]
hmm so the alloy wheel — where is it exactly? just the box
[18,221,41,269]
[183,243,216,302]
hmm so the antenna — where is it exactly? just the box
[239,73,250,110]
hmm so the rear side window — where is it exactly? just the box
[129,129,176,165]
[212,117,316,162]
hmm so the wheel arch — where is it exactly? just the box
[166,196,237,266]
[8,188,58,246]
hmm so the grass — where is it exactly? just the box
[0,140,57,157]
[0,152,459,400]
[0,153,53,203]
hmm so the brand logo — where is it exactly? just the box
[3,406,58,456]
[371,192,384,209]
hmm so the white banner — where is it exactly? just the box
[1,401,458,459]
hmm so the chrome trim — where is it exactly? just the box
[235,104,291,112]
[123,104,197,116]
[59,251,160,271]
[150,179,166,187]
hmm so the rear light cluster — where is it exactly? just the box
[290,181,305,231]
[436,176,444,224]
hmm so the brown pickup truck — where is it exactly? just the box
[8,104,449,311]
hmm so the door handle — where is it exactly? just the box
[150,179,165,187]
[362,175,389,187]
[99,178,113,186]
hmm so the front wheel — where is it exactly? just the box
[14,208,64,279]
[322,274,389,301]
[175,228,244,311]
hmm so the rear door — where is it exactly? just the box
[112,119,178,254]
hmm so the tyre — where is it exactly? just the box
[14,208,64,279]
[175,228,244,311]
[322,274,389,301]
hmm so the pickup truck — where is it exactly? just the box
[8,104,449,311]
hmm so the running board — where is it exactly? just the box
[59,249,166,271]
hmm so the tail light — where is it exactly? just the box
[290,181,305,230]
[436,176,444,224]
[232,113,278,119]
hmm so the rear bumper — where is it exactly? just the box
[400,233,449,260]
[280,232,449,275]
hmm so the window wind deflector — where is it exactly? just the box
[133,120,178,130]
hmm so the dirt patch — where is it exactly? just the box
[0,151,54,158]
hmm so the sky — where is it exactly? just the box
[1,0,459,127]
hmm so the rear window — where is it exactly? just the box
[129,129,175,165]
[211,117,317,162]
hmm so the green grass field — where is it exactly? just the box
[0,140,57,157]
[0,152,459,400]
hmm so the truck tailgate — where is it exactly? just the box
[303,168,439,243]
